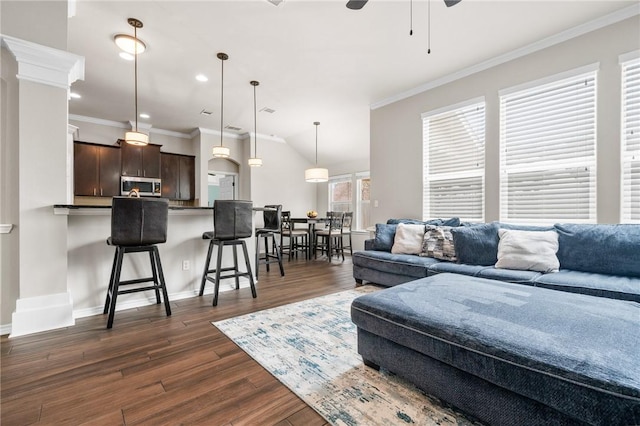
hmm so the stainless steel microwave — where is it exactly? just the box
[121,176,162,197]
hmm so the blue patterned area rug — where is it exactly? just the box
[213,287,477,426]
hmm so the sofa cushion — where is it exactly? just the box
[477,266,542,284]
[555,223,640,277]
[420,225,457,261]
[352,250,438,278]
[351,274,640,426]
[533,270,640,302]
[451,222,500,266]
[427,262,487,277]
[373,223,397,251]
[495,229,559,273]
[391,223,425,255]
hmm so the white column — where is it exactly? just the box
[2,35,84,337]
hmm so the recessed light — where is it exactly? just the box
[196,74,208,82]
[70,92,81,99]
[139,113,150,119]
[119,52,135,61]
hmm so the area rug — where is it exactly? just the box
[213,287,478,426]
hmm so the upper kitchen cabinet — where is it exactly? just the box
[74,142,121,197]
[120,141,161,178]
[161,153,195,200]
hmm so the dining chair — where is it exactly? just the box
[313,211,345,262]
[255,204,285,278]
[199,200,256,306]
[341,212,354,256]
[281,211,310,260]
[104,196,171,328]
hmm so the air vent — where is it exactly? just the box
[200,109,213,116]
[260,107,276,114]
[225,125,242,132]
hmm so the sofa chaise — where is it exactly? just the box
[350,220,640,425]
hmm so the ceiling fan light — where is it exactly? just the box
[114,34,146,55]
[125,131,149,146]
[305,167,328,183]
[248,157,263,167]
[212,145,230,158]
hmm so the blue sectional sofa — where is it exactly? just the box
[350,220,640,425]
[353,220,640,301]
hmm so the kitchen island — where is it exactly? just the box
[54,204,257,320]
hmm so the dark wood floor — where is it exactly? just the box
[1,256,359,425]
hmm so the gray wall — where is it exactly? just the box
[370,16,640,225]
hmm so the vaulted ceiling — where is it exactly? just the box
[67,0,637,166]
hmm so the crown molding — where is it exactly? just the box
[69,114,192,139]
[239,131,287,144]
[371,3,640,110]
[192,127,243,140]
[1,34,84,90]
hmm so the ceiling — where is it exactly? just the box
[67,0,636,166]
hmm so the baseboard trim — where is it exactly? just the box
[10,292,75,338]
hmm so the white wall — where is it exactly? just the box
[370,16,640,225]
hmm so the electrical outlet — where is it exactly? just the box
[182,260,190,271]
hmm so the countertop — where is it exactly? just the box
[53,204,214,216]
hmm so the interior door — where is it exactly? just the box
[218,175,235,200]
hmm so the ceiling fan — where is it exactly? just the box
[347,0,461,10]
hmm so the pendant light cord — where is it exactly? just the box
[427,0,431,54]
[253,83,257,156]
[409,0,413,36]
[315,123,318,165]
[220,57,224,148]
[134,25,139,132]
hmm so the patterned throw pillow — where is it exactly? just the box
[420,225,457,262]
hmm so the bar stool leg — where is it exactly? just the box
[241,240,257,298]
[106,247,125,329]
[149,249,161,304]
[213,241,224,307]
[233,244,240,290]
[273,236,284,276]
[199,240,215,296]
[153,246,171,317]
[255,235,260,280]
[264,236,270,272]
[104,249,119,314]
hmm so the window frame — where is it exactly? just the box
[620,51,640,223]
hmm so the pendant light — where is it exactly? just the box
[121,18,149,146]
[212,52,231,158]
[305,122,329,182]
[248,80,263,167]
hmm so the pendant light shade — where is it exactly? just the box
[123,18,148,146]
[248,80,262,167]
[305,121,328,182]
[213,52,230,158]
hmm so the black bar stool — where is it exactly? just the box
[255,204,285,279]
[199,200,256,306]
[104,196,171,329]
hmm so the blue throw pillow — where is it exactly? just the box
[451,222,500,266]
[442,217,461,227]
[555,223,640,277]
[373,224,397,251]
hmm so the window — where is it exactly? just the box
[499,65,597,224]
[621,54,640,223]
[328,172,371,231]
[328,175,352,214]
[422,98,485,222]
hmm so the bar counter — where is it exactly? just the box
[55,203,257,320]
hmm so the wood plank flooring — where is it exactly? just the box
[1,257,359,425]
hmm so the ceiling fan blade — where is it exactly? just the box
[346,0,368,10]
[444,0,462,7]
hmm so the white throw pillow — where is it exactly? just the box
[495,229,560,273]
[391,223,425,255]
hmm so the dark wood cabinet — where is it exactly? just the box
[74,142,121,197]
[161,153,195,200]
[120,142,161,178]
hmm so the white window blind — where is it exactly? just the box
[621,56,640,223]
[422,99,485,222]
[500,68,597,224]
